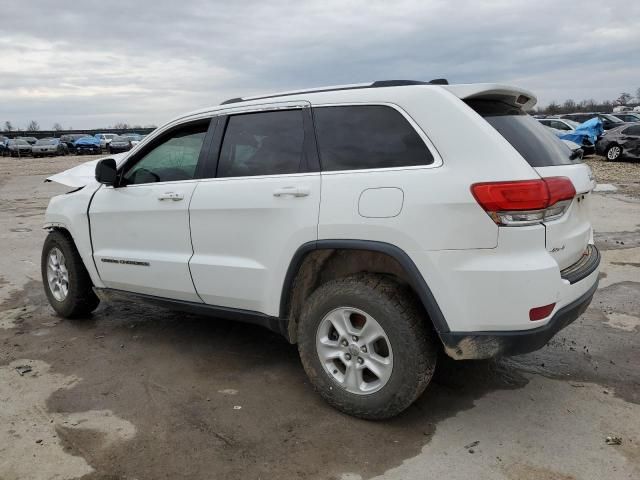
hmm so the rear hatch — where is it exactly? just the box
[466,98,596,270]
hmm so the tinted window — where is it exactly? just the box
[217,110,304,178]
[313,105,433,171]
[624,125,640,136]
[123,122,208,185]
[467,100,578,167]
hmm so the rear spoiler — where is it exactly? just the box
[442,83,537,110]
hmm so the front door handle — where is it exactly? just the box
[158,192,184,201]
[273,186,310,198]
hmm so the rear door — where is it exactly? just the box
[188,103,321,315]
[467,100,596,270]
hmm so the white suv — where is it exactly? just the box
[42,80,600,419]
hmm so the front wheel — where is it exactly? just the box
[297,274,437,419]
[41,230,99,318]
[605,144,622,161]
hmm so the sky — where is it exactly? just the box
[1,0,639,130]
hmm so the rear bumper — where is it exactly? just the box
[440,279,598,360]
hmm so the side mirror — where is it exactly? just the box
[95,158,117,186]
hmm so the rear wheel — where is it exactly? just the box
[605,144,622,161]
[41,230,99,318]
[297,274,437,419]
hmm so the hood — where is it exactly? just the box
[45,153,128,187]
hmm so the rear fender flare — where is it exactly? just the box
[279,240,450,333]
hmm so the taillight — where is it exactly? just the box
[471,177,575,226]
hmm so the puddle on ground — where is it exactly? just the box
[0,359,135,480]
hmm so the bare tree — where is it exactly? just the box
[4,121,13,132]
[562,99,576,111]
[113,122,130,130]
[635,87,640,103]
[546,101,561,115]
[26,120,40,131]
[617,92,632,105]
[52,122,63,131]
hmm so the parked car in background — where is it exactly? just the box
[32,138,69,157]
[612,112,640,123]
[60,134,87,154]
[74,136,102,155]
[107,135,133,153]
[17,136,38,145]
[538,117,597,155]
[538,118,579,131]
[560,113,625,131]
[3,139,32,156]
[95,133,118,149]
[123,134,143,147]
[596,124,640,161]
[561,139,584,160]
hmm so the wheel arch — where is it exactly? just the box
[280,240,450,343]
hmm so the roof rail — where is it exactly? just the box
[220,78,449,105]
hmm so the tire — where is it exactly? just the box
[297,274,437,419]
[41,230,99,318]
[605,144,622,161]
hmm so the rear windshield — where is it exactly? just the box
[466,100,579,167]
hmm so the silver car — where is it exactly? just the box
[32,138,68,157]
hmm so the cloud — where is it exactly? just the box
[1,0,638,128]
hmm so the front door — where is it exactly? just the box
[89,118,215,302]
[188,105,321,315]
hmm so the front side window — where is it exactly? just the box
[217,109,304,178]
[122,122,208,185]
[313,105,434,171]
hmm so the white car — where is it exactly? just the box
[537,117,580,132]
[42,80,600,419]
[94,133,118,149]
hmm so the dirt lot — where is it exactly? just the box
[1,154,639,480]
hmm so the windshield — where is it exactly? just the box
[35,139,57,145]
[564,119,580,128]
[466,100,578,167]
[112,136,129,142]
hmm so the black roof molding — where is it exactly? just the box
[220,79,449,105]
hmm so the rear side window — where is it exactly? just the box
[624,125,640,136]
[313,105,434,171]
[217,109,304,177]
[467,100,578,167]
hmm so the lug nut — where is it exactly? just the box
[341,340,348,347]
[352,335,358,342]
[361,346,367,353]
[345,353,352,360]
[357,357,364,365]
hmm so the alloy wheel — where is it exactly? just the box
[46,247,69,302]
[316,307,393,395]
[607,146,621,160]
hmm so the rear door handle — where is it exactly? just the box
[158,192,184,201]
[273,186,310,198]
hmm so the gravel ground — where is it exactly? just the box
[0,154,93,178]
[584,155,640,197]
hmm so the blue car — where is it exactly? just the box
[74,136,102,155]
